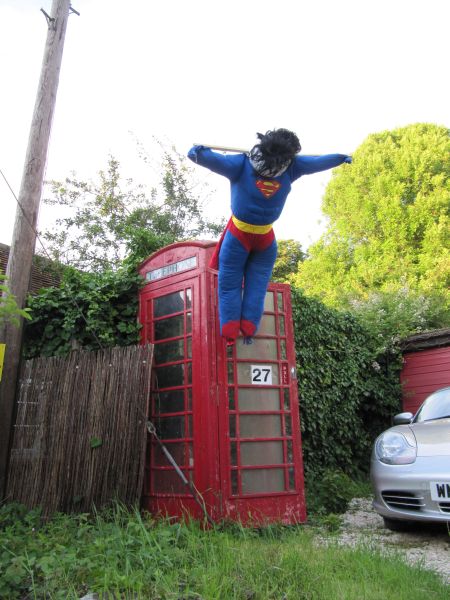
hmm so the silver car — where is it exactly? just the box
[371,386,450,530]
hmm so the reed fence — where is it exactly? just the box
[6,344,153,515]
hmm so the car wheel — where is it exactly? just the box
[382,517,413,532]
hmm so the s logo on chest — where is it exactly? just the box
[255,180,281,199]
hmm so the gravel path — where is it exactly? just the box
[336,498,450,585]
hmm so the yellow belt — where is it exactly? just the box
[231,215,273,234]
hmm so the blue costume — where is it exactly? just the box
[188,134,351,344]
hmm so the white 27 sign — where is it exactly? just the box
[251,365,272,385]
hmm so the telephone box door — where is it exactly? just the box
[139,243,219,521]
[216,283,306,525]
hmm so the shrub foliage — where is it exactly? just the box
[291,287,402,476]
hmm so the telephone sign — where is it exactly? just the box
[145,256,197,282]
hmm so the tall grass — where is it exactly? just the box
[0,502,447,599]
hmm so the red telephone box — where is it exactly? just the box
[138,241,306,525]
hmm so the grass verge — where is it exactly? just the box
[0,502,447,599]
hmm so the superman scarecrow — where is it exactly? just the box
[188,129,351,345]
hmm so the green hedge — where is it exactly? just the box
[291,287,402,476]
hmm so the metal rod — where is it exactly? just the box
[193,143,323,157]
[193,143,248,154]
[146,421,215,526]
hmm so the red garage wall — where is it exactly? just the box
[401,346,450,414]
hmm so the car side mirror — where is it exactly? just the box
[393,412,414,425]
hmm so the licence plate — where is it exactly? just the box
[430,481,450,501]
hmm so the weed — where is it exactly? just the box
[305,468,369,516]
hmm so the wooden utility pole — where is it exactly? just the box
[0,0,74,500]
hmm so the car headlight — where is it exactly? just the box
[375,431,417,465]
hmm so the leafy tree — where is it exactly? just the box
[349,282,448,354]
[42,150,224,272]
[294,124,449,322]
[0,273,31,327]
[272,239,305,282]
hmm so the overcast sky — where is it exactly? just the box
[1,0,448,252]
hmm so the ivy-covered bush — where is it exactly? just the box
[291,286,402,477]
[23,267,142,358]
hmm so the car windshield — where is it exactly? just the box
[414,388,450,423]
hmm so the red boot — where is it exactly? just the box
[240,319,256,338]
[222,320,240,346]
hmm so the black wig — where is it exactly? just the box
[249,128,301,177]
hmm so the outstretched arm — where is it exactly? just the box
[188,145,245,180]
[291,154,352,180]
